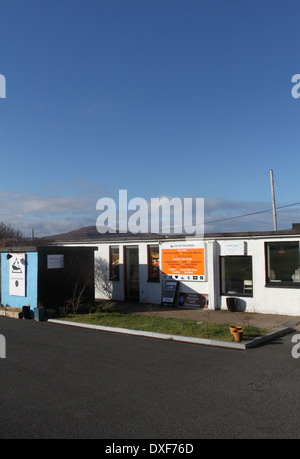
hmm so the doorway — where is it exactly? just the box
[124,246,139,300]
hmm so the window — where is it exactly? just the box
[109,246,120,281]
[148,245,160,282]
[220,256,253,296]
[265,242,300,287]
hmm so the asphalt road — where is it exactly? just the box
[1,316,300,440]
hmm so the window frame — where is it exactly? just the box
[109,246,120,281]
[220,255,253,297]
[147,245,160,283]
[265,241,300,288]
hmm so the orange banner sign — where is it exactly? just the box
[162,248,205,280]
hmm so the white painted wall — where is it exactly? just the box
[62,234,300,316]
[94,241,162,304]
[216,237,300,316]
[94,244,124,301]
[94,239,220,310]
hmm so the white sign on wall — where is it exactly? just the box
[9,253,26,297]
[224,241,245,256]
[47,254,64,269]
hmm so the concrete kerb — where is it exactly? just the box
[48,319,293,350]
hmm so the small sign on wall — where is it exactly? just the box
[224,241,245,255]
[9,253,26,297]
[47,254,64,269]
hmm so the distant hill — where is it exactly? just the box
[42,222,300,242]
[43,225,116,241]
[42,225,185,242]
[42,225,168,242]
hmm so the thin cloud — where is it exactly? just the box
[0,190,299,239]
[0,191,98,237]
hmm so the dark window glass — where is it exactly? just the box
[109,246,120,281]
[148,246,160,282]
[220,256,253,296]
[266,242,300,286]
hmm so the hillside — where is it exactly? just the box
[42,226,167,242]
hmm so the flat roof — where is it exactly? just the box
[3,225,299,250]
[0,245,98,253]
[41,228,300,244]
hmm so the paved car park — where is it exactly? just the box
[1,316,300,439]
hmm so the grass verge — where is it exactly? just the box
[58,312,270,342]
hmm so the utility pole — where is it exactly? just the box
[270,169,277,231]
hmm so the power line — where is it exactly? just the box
[205,201,300,226]
[200,171,269,197]
[159,200,300,233]
[274,175,294,226]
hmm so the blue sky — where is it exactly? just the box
[0,0,300,236]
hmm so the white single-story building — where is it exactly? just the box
[54,223,300,316]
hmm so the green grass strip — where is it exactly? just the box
[59,312,270,342]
